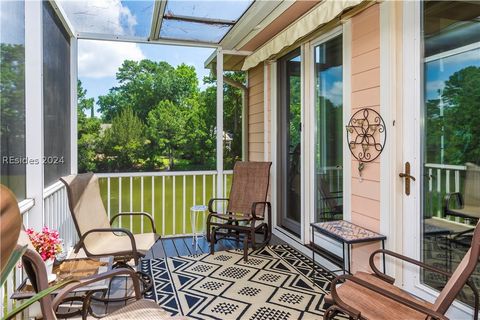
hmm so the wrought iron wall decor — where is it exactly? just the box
[346,108,386,163]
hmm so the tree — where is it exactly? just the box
[147,101,187,169]
[97,60,199,121]
[77,80,101,172]
[426,66,480,165]
[100,108,147,171]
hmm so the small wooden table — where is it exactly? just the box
[310,220,386,275]
[12,256,113,318]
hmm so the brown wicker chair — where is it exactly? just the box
[324,221,480,320]
[206,161,272,261]
[60,173,159,265]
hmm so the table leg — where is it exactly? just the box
[382,240,386,274]
[191,210,196,246]
[347,244,351,274]
[311,228,316,284]
[342,242,346,275]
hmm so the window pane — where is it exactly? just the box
[314,34,343,223]
[164,0,253,21]
[43,2,71,187]
[277,49,302,236]
[59,1,154,37]
[424,1,480,57]
[422,1,480,308]
[160,19,231,43]
[0,0,26,200]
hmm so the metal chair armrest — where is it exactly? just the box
[52,268,141,310]
[77,228,139,264]
[330,274,448,320]
[370,249,479,320]
[208,198,230,213]
[369,249,450,283]
[251,201,271,220]
[444,192,464,214]
[110,212,157,233]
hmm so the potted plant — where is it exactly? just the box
[25,227,63,282]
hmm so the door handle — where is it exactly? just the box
[399,161,416,195]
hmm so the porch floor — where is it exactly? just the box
[63,235,287,319]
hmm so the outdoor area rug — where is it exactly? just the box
[140,245,344,320]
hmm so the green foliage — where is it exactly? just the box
[77,80,101,172]
[100,108,147,171]
[426,66,480,165]
[97,60,199,121]
[147,100,187,169]
[77,59,244,173]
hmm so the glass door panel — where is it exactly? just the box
[314,34,343,223]
[421,1,480,308]
[278,48,302,236]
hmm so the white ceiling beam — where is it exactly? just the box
[149,0,167,41]
[49,0,76,37]
[221,0,295,51]
[77,32,220,48]
[204,49,252,68]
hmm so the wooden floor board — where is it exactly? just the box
[162,238,178,257]
[172,237,191,256]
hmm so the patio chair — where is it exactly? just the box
[324,221,480,320]
[317,174,343,221]
[0,184,180,320]
[445,162,480,220]
[60,172,159,266]
[206,161,272,261]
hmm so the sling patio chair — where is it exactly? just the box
[206,161,272,261]
[445,162,480,221]
[317,174,343,222]
[0,184,181,320]
[324,221,480,320]
[60,172,159,266]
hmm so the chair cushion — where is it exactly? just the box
[85,232,159,256]
[325,272,435,320]
[102,299,188,320]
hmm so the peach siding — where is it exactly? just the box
[350,4,381,272]
[248,64,265,161]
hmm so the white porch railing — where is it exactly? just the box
[96,170,233,237]
[43,182,78,251]
[424,163,466,218]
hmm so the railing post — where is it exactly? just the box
[216,48,224,205]
[25,0,44,230]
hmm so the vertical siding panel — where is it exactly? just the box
[350,4,381,272]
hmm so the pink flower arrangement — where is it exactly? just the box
[26,227,63,261]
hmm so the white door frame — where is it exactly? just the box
[306,26,346,260]
[402,2,476,318]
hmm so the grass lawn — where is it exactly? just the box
[98,174,232,236]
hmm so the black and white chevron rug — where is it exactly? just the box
[140,245,343,320]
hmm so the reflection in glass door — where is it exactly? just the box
[278,48,302,236]
[421,1,480,308]
[313,34,343,223]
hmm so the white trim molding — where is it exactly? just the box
[342,21,352,223]
[25,0,45,229]
[70,36,78,174]
[379,0,396,274]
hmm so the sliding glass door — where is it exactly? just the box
[278,48,302,236]
[313,33,343,223]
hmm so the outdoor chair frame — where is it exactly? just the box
[206,161,272,261]
[325,222,480,320]
[60,173,159,266]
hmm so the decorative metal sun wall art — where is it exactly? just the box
[346,108,386,180]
